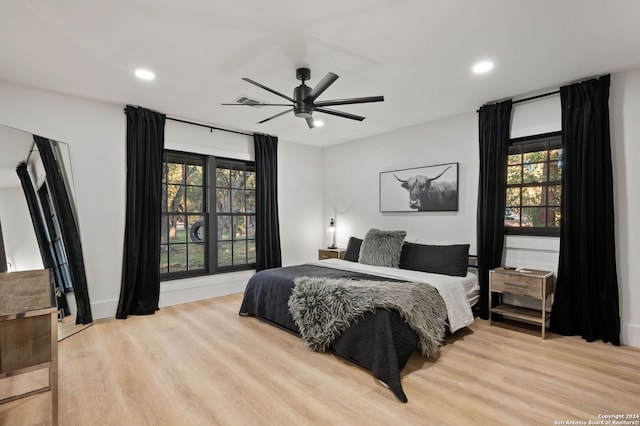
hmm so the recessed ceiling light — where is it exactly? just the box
[313,120,324,127]
[472,61,494,74]
[135,69,155,81]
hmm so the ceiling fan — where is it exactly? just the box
[222,67,384,129]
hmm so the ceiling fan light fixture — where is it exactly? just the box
[313,119,324,127]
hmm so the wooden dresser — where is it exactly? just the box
[0,269,58,425]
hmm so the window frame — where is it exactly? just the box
[161,150,208,280]
[504,131,562,237]
[209,157,257,273]
[161,150,256,281]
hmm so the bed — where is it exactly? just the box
[239,231,479,402]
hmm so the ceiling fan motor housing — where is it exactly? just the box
[293,83,313,118]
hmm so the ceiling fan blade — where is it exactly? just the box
[305,117,316,129]
[257,108,292,124]
[304,72,339,103]
[221,103,292,106]
[315,107,366,121]
[242,78,295,103]
[314,95,384,108]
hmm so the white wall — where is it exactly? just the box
[323,112,479,250]
[0,186,43,271]
[0,80,323,319]
[610,69,640,346]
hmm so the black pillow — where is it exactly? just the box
[343,237,363,262]
[399,242,470,277]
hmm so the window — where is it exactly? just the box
[214,159,256,271]
[505,132,562,236]
[161,152,206,277]
[161,151,255,279]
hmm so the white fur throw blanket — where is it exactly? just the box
[288,276,447,358]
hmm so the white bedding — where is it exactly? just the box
[307,259,478,333]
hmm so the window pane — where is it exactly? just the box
[506,187,520,206]
[549,161,562,181]
[505,208,520,227]
[232,190,245,213]
[523,142,547,163]
[216,189,230,213]
[186,187,203,212]
[547,207,561,228]
[169,245,187,272]
[522,186,544,206]
[169,215,187,243]
[218,241,232,267]
[188,215,205,243]
[167,184,184,212]
[246,190,255,213]
[548,185,562,206]
[188,243,205,270]
[247,240,256,263]
[508,153,521,166]
[522,207,546,227]
[186,164,203,186]
[161,215,169,244]
[523,163,547,183]
[230,169,245,190]
[233,240,247,265]
[160,245,169,273]
[167,163,185,184]
[234,216,247,240]
[507,166,521,184]
[247,216,255,239]
[218,216,231,241]
[550,148,562,161]
[246,171,256,189]
[216,168,230,187]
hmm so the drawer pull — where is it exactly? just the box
[505,281,528,288]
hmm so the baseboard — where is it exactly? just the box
[621,322,640,348]
[89,270,254,321]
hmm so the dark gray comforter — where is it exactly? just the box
[239,264,426,402]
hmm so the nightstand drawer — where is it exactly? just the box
[318,249,345,260]
[490,273,542,298]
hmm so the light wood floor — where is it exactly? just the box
[2,293,639,426]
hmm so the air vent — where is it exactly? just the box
[234,95,264,108]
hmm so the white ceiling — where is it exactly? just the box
[1,0,640,154]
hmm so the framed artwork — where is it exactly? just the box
[379,162,459,212]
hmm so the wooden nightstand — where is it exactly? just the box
[489,267,555,339]
[318,248,345,260]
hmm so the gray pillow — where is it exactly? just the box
[343,237,363,262]
[358,229,407,268]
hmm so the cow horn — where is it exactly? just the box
[428,165,453,182]
[393,174,408,183]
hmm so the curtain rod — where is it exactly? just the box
[477,89,560,112]
[166,116,253,137]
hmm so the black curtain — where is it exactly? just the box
[477,100,513,319]
[16,162,55,271]
[16,162,70,313]
[33,136,89,323]
[116,106,166,319]
[550,75,620,345]
[254,133,282,271]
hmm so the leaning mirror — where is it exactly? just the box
[0,123,92,338]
